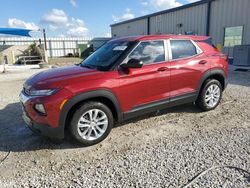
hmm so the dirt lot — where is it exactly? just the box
[0,66,249,188]
[48,57,82,67]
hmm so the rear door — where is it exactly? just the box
[168,39,211,98]
[118,40,170,112]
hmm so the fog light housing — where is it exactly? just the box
[34,104,46,115]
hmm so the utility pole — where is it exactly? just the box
[2,41,6,73]
[3,55,7,73]
[42,29,48,63]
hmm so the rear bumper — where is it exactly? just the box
[22,112,64,139]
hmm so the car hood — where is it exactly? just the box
[25,65,103,89]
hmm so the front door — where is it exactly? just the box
[118,40,170,112]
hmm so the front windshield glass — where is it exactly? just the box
[81,41,131,70]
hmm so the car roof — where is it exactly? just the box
[111,35,210,42]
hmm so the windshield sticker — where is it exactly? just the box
[113,46,128,51]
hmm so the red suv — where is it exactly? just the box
[20,35,228,145]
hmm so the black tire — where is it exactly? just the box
[196,79,222,111]
[70,101,113,146]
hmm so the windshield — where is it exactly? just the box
[81,41,131,71]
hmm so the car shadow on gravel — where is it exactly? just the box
[115,103,201,128]
[0,102,201,152]
[0,102,81,153]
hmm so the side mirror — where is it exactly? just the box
[120,59,143,69]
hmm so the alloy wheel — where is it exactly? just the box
[205,84,221,108]
[77,109,108,141]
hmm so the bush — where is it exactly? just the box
[24,43,44,58]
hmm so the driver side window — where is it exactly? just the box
[128,41,165,65]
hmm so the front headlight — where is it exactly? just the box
[28,89,59,96]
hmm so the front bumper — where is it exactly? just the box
[26,120,64,140]
[20,92,64,140]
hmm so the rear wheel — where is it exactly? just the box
[70,101,113,146]
[196,79,222,111]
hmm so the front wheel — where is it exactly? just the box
[70,101,113,146]
[196,79,222,111]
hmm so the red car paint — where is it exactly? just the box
[20,35,228,139]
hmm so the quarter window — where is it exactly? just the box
[170,40,198,60]
[224,26,243,47]
[128,41,165,65]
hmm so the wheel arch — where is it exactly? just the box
[198,69,227,94]
[59,90,123,135]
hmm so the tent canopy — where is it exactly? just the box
[0,28,33,37]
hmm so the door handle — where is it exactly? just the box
[199,60,208,65]
[157,67,168,72]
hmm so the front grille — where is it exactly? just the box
[23,87,31,96]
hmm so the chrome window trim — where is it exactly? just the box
[191,39,203,54]
[166,39,172,60]
[164,39,170,62]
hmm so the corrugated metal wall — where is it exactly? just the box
[111,0,250,57]
[0,37,90,57]
[149,3,207,35]
[111,19,148,37]
[209,0,250,56]
[111,3,208,37]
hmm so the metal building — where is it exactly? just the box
[110,0,250,57]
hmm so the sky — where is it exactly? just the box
[0,0,199,38]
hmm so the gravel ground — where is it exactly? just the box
[0,66,249,188]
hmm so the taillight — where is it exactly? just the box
[222,55,229,66]
[218,54,228,60]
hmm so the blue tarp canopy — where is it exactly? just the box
[0,28,33,37]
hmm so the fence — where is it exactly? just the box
[0,37,92,58]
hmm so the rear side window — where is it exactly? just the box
[195,38,217,49]
[170,40,198,60]
[128,41,165,65]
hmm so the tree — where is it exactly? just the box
[24,43,44,58]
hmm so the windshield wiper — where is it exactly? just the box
[80,64,95,69]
